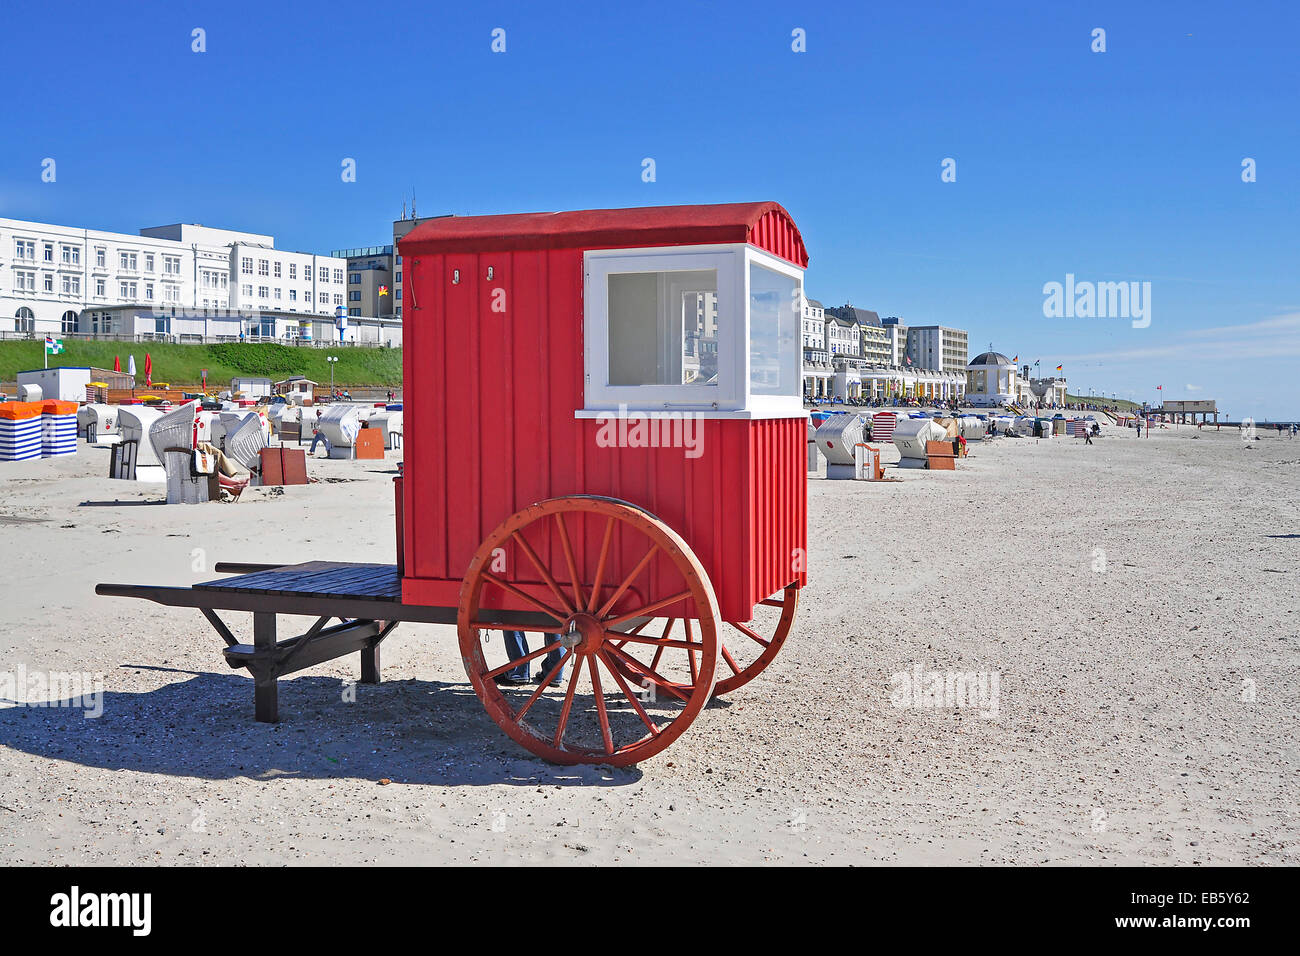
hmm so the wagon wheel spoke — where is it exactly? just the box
[553,513,586,611]
[719,642,742,676]
[586,516,616,614]
[483,643,559,681]
[596,545,659,619]
[597,651,660,736]
[510,531,575,618]
[514,653,569,722]
[471,620,568,635]
[603,589,693,629]
[604,644,691,703]
[552,655,586,748]
[479,571,568,622]
[588,658,615,755]
[606,632,699,652]
[730,621,771,648]
[685,619,698,685]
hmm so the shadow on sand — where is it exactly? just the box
[0,665,642,787]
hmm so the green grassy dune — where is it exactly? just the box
[0,340,402,388]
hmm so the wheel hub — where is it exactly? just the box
[563,613,605,653]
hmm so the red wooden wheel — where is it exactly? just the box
[606,583,798,697]
[457,496,720,766]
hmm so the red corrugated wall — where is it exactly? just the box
[401,245,806,622]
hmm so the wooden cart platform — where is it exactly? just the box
[96,560,555,723]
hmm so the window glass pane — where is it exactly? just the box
[749,263,799,395]
[607,269,718,387]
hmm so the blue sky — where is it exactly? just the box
[2,0,1297,417]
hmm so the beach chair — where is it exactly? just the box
[224,413,268,477]
[147,401,199,464]
[148,402,219,504]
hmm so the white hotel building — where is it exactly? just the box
[0,218,350,341]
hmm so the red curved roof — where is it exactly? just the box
[399,201,808,267]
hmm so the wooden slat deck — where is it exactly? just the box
[195,561,401,603]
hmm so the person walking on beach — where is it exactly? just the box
[1084,426,1093,445]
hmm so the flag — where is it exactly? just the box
[144,353,152,386]
[44,336,65,355]
[1056,364,1063,372]
[378,285,389,296]
[1012,355,1019,362]
[1156,385,1163,391]
[113,355,121,372]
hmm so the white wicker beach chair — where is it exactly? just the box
[148,401,200,463]
[224,412,267,473]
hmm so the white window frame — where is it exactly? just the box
[745,247,805,416]
[580,243,805,419]
[583,244,742,412]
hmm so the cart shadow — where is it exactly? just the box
[0,667,642,787]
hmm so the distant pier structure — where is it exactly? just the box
[1159,399,1218,424]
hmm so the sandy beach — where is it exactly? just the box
[0,422,1296,865]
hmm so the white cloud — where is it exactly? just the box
[1056,312,1300,364]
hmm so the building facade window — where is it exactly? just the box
[241,257,253,275]
[43,243,54,262]
[163,255,180,275]
[318,266,329,282]
[333,269,344,283]
[61,310,78,334]
[349,273,360,284]
[144,253,155,272]
[258,285,268,298]
[96,247,106,267]
[95,278,106,296]
[288,263,297,280]
[258,259,269,276]
[15,239,35,259]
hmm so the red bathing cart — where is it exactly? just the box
[99,202,809,765]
